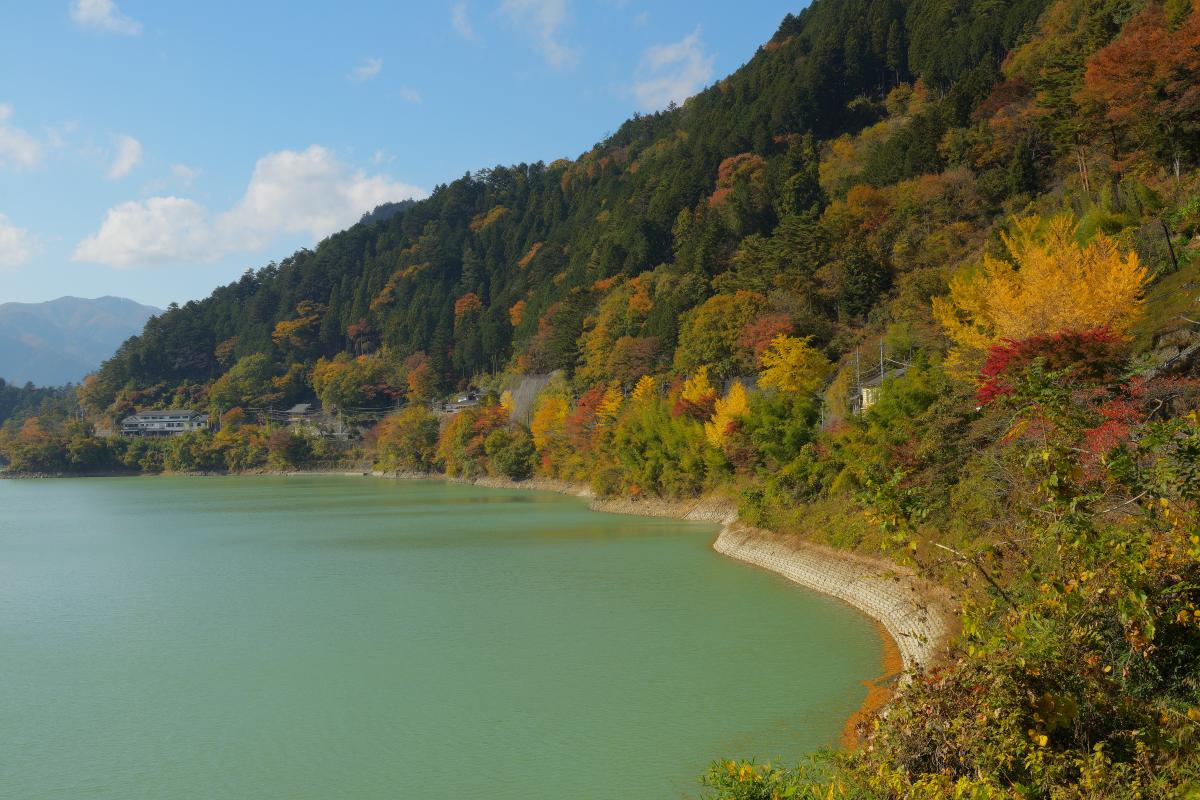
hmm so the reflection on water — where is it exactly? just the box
[0,475,881,800]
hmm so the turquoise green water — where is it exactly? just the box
[0,476,881,799]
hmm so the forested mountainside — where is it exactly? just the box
[78,0,1056,411]
[0,380,73,428]
[5,0,1200,796]
[0,296,160,387]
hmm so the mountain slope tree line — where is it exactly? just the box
[4,0,1200,796]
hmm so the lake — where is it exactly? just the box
[0,476,882,799]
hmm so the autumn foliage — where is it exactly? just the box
[709,153,767,207]
[704,382,750,448]
[1079,1,1200,173]
[508,300,526,327]
[757,335,831,395]
[976,327,1131,405]
[934,215,1148,374]
[736,313,795,365]
[453,292,484,323]
[672,367,717,420]
[271,301,325,352]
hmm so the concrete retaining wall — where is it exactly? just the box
[713,525,955,673]
[376,470,956,674]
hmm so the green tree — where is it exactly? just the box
[484,427,537,480]
[374,405,440,472]
[208,354,276,414]
[673,291,764,381]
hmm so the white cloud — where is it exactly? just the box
[74,197,210,267]
[74,145,426,269]
[500,0,577,68]
[351,57,383,82]
[218,146,424,248]
[632,28,714,111]
[451,2,479,41]
[398,86,423,103]
[0,214,36,270]
[0,104,42,170]
[44,120,78,151]
[70,0,143,35]
[140,162,201,194]
[170,163,200,187]
[106,134,142,179]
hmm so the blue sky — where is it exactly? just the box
[0,1,799,308]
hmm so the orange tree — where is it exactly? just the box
[1078,1,1200,178]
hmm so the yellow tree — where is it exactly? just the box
[271,301,325,354]
[680,366,715,404]
[596,383,624,422]
[630,375,658,405]
[757,335,831,395]
[530,392,568,452]
[705,382,750,448]
[674,365,718,419]
[933,215,1148,374]
[576,318,612,386]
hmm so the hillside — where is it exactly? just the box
[0,296,160,387]
[80,0,1055,409]
[4,0,1200,796]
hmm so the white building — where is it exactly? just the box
[852,367,908,414]
[121,409,209,437]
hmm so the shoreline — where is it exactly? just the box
[6,465,957,740]
[388,471,958,743]
[841,620,904,749]
[712,524,955,675]
[385,471,954,673]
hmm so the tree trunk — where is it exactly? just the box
[1160,217,1180,273]
[1075,144,1091,195]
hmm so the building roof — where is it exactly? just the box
[286,403,315,414]
[125,409,205,420]
[861,367,908,388]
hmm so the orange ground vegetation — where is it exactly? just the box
[841,622,905,750]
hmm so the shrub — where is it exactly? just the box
[267,428,315,470]
[375,406,439,472]
[977,327,1131,405]
[484,427,537,481]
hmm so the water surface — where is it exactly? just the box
[0,476,881,799]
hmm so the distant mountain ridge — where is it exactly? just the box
[0,296,160,387]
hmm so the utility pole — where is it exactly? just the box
[854,347,862,415]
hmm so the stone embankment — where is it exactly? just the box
[456,474,740,523]
[713,524,955,673]
[376,470,956,674]
[587,493,738,523]
[10,462,958,669]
